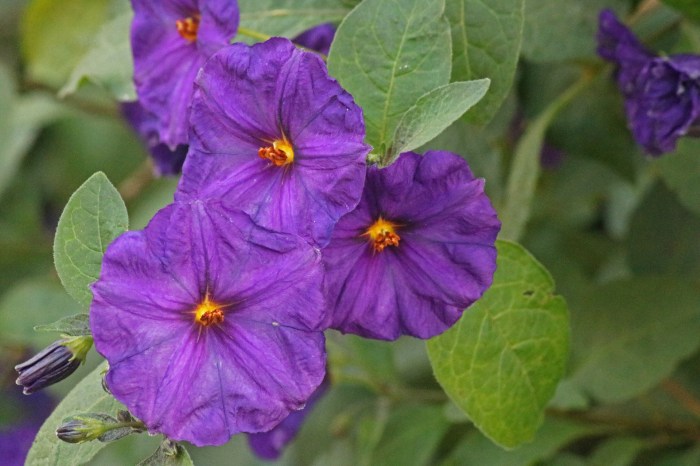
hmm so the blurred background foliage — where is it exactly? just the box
[3,0,700,464]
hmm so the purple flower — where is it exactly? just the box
[131,0,239,149]
[90,200,327,446]
[0,385,53,466]
[247,376,330,460]
[598,9,700,155]
[293,23,335,56]
[323,151,500,341]
[176,38,370,247]
[122,102,188,176]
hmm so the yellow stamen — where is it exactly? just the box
[176,14,201,42]
[258,139,294,166]
[363,217,401,253]
[193,295,224,327]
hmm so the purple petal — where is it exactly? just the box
[293,23,336,56]
[91,200,327,446]
[177,38,369,247]
[324,151,500,341]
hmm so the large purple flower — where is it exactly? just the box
[293,23,336,56]
[247,375,330,460]
[131,0,239,149]
[90,200,327,446]
[121,102,188,176]
[323,151,500,341]
[176,38,370,247]
[598,9,700,155]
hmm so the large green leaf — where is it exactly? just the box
[25,362,124,465]
[567,277,700,404]
[60,11,135,101]
[53,172,128,307]
[445,0,523,124]
[237,0,348,40]
[22,0,112,87]
[427,240,570,448]
[386,79,490,164]
[327,0,452,153]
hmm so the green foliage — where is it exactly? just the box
[445,0,524,124]
[0,279,79,348]
[138,440,194,466]
[521,0,628,62]
[385,80,490,164]
[238,0,348,40]
[427,240,570,448]
[21,0,113,87]
[60,11,135,101]
[328,0,452,154]
[657,139,700,216]
[53,172,128,307]
[566,277,700,404]
[25,362,124,465]
[663,0,700,23]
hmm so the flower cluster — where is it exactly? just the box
[87,0,499,452]
[597,9,700,155]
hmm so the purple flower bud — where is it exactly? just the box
[15,337,93,395]
[597,9,700,155]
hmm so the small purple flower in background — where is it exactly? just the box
[0,383,54,466]
[247,376,330,460]
[121,102,188,176]
[293,23,336,55]
[598,9,700,155]
[90,200,327,446]
[177,38,370,247]
[323,151,500,341]
[130,0,239,149]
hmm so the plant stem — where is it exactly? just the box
[237,27,272,42]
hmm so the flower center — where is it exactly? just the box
[364,217,400,253]
[194,296,224,327]
[258,139,294,166]
[176,14,201,42]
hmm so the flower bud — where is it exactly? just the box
[55,414,110,443]
[15,336,93,394]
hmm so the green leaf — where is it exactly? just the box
[663,0,700,23]
[138,440,194,466]
[53,172,128,307]
[521,0,628,62]
[370,404,449,466]
[567,277,700,404]
[441,418,598,466]
[327,0,452,152]
[500,75,590,241]
[386,80,490,164]
[237,0,348,41]
[657,139,700,217]
[34,313,91,336]
[21,0,113,87]
[445,0,524,124]
[25,362,124,465]
[427,240,570,448]
[60,11,136,101]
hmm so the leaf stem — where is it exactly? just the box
[662,379,700,419]
[499,69,594,241]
